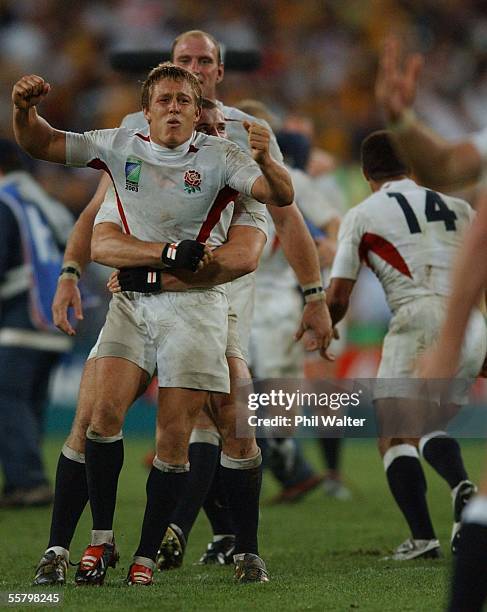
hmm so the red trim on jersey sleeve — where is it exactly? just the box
[87,158,131,235]
[358,232,412,278]
[135,133,150,142]
[196,186,238,243]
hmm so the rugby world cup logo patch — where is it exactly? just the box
[125,157,142,192]
[184,170,202,193]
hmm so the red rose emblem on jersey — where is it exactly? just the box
[184,170,202,193]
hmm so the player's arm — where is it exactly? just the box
[160,225,265,290]
[12,75,66,163]
[92,222,211,272]
[269,203,334,358]
[92,223,166,267]
[108,225,266,293]
[326,278,356,325]
[388,123,481,191]
[375,37,482,190]
[325,207,362,325]
[243,121,294,207]
[420,196,487,378]
[53,174,112,336]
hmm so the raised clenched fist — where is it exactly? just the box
[12,75,51,110]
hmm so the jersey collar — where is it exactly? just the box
[380,178,417,191]
[149,132,197,156]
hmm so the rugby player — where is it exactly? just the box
[110,100,337,569]
[327,131,486,560]
[150,36,336,557]
[34,29,333,584]
[32,98,269,585]
[13,63,294,585]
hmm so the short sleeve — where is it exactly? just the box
[330,207,363,280]
[224,142,262,196]
[230,195,268,238]
[65,129,119,168]
[94,187,122,228]
[119,111,146,130]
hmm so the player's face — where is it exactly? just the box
[196,107,227,138]
[144,78,201,148]
[172,35,223,100]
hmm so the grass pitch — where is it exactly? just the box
[1,438,483,611]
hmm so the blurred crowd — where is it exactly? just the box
[1,0,486,357]
[1,1,487,208]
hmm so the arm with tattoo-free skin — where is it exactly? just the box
[106,225,266,292]
[326,278,356,327]
[375,37,482,190]
[269,203,334,358]
[160,226,266,289]
[53,174,112,335]
[12,75,66,163]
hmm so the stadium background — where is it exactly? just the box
[2,1,487,608]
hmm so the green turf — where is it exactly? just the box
[1,438,484,611]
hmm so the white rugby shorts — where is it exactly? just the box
[250,286,304,378]
[88,290,230,393]
[375,296,486,404]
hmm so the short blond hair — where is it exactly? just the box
[141,62,202,109]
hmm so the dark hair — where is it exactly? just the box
[0,139,26,173]
[361,130,410,180]
[171,30,222,65]
[141,62,202,109]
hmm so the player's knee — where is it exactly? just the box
[90,400,125,437]
[64,436,86,455]
[221,435,258,459]
[156,436,188,464]
[157,421,193,463]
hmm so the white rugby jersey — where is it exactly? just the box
[118,110,267,239]
[331,178,474,312]
[66,129,262,247]
[95,186,267,246]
